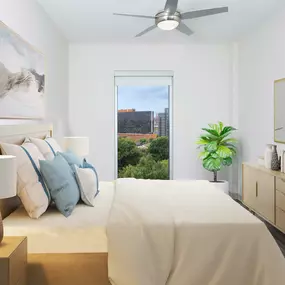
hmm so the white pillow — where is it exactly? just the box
[0,141,51,219]
[28,137,62,160]
[74,166,99,206]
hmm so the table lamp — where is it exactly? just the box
[0,155,17,244]
[63,137,89,157]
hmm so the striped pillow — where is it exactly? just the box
[81,159,99,192]
[0,141,51,219]
[28,137,62,160]
[74,166,99,207]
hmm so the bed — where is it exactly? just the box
[1,124,285,285]
[4,181,113,285]
[0,124,111,285]
[107,179,285,285]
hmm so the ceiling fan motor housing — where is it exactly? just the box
[155,11,181,28]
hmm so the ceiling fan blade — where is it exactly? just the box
[181,7,228,20]
[113,13,155,19]
[176,22,194,36]
[135,25,157,37]
[164,0,179,14]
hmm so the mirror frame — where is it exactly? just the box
[274,78,285,143]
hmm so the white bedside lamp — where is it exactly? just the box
[0,155,17,244]
[63,137,89,157]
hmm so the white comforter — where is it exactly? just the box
[107,179,285,285]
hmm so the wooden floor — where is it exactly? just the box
[238,201,285,257]
[266,222,285,257]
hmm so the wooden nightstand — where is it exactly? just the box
[0,237,27,285]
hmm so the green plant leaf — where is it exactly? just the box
[228,148,237,156]
[211,153,219,159]
[196,135,214,144]
[208,123,219,133]
[222,143,237,156]
[196,138,209,145]
[220,126,237,136]
[198,151,210,159]
[218,122,224,134]
[202,128,219,137]
[222,157,233,166]
[203,157,221,171]
[217,145,233,158]
[221,138,238,144]
[219,131,235,141]
[205,141,218,152]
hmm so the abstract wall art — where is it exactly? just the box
[0,22,45,119]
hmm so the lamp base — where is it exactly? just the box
[0,211,3,244]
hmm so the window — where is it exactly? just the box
[115,72,173,180]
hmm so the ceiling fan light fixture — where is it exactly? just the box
[157,19,179,31]
[114,1,229,37]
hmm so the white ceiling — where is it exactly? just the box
[37,0,285,43]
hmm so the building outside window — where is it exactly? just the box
[115,73,172,180]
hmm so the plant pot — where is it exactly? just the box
[210,180,229,195]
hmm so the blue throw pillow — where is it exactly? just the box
[58,151,82,168]
[81,159,100,194]
[40,154,80,217]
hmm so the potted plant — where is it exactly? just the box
[196,122,237,194]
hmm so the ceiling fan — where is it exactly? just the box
[113,0,228,37]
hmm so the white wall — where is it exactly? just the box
[69,43,232,181]
[238,7,285,165]
[0,0,69,139]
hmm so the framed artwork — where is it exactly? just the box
[274,78,285,143]
[0,21,45,119]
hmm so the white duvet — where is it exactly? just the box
[107,179,285,285]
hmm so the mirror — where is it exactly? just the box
[275,78,285,143]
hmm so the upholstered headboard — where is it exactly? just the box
[0,124,53,219]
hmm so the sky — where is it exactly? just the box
[118,86,169,114]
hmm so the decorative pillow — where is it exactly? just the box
[28,137,62,160]
[74,166,99,206]
[0,141,50,219]
[39,154,80,217]
[58,151,82,168]
[82,159,99,191]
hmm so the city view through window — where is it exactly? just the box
[117,85,170,179]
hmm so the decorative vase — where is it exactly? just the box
[271,145,279,171]
[264,144,273,169]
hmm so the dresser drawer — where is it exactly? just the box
[276,177,285,194]
[276,190,285,211]
[276,207,285,233]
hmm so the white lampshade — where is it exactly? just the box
[0,155,17,199]
[64,137,89,157]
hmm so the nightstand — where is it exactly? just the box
[0,236,27,285]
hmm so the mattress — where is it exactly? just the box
[3,181,114,254]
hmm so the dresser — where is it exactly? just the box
[0,236,27,285]
[242,163,285,233]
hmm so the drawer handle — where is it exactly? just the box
[256,182,259,197]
